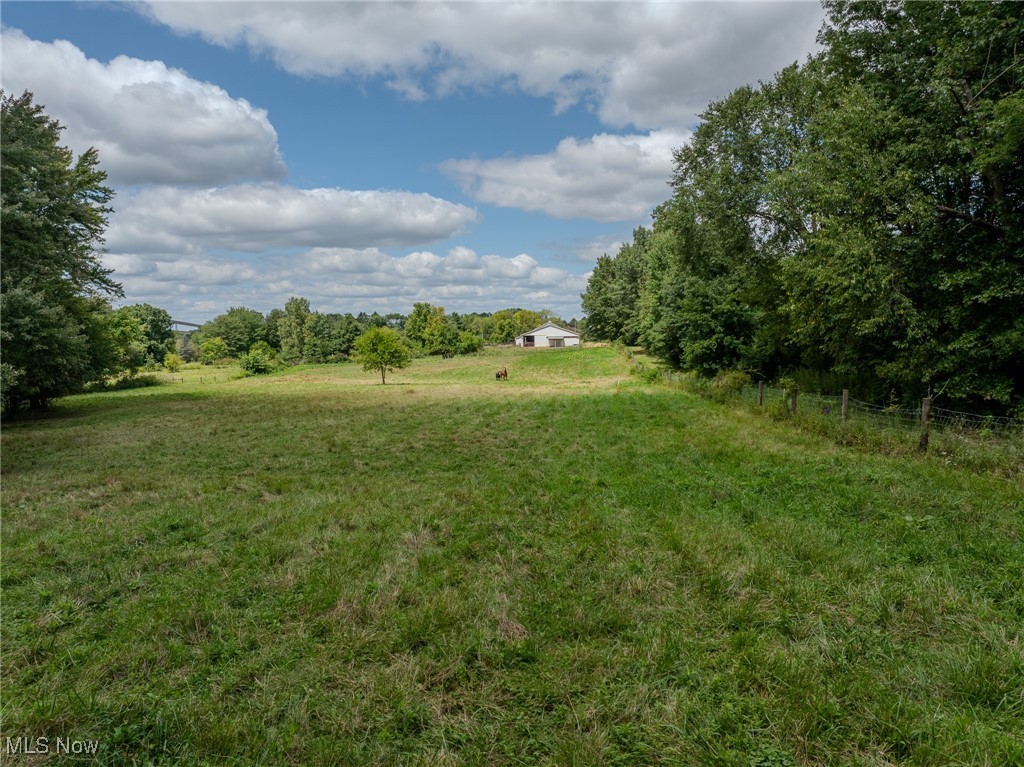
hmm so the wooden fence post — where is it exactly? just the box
[841,389,849,425]
[790,386,799,416]
[918,397,932,451]
[758,381,764,407]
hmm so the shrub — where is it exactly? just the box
[199,337,230,365]
[710,370,752,402]
[457,331,484,356]
[84,374,162,393]
[163,352,183,372]
[629,360,662,384]
[238,342,276,376]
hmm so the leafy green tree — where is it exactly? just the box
[332,313,363,354]
[0,293,144,411]
[646,274,754,376]
[583,4,1022,411]
[264,308,286,350]
[1,91,119,411]
[304,312,361,363]
[512,309,545,336]
[353,326,411,384]
[0,92,117,302]
[89,304,147,379]
[199,337,230,365]
[581,229,653,344]
[279,297,311,361]
[118,303,174,363]
[197,306,266,357]
[488,314,518,344]
[303,313,335,363]
[357,311,392,329]
[1,288,91,411]
[457,331,484,356]
[468,314,493,342]
[423,319,461,358]
[816,0,1024,404]
[403,302,431,345]
[404,302,448,348]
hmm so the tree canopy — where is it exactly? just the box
[1,91,126,412]
[581,1,1023,411]
[118,303,174,363]
[195,306,267,357]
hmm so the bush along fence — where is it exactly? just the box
[738,382,1023,450]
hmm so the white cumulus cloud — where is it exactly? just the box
[106,184,479,253]
[135,1,824,130]
[107,244,588,322]
[564,233,631,263]
[0,28,286,186]
[442,130,688,222]
[291,246,589,313]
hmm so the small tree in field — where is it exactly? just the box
[353,327,410,384]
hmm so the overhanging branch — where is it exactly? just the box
[935,206,1005,234]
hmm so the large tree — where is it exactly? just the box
[404,302,447,348]
[581,227,655,345]
[197,306,267,357]
[304,312,361,363]
[117,303,174,363]
[278,297,311,362]
[1,91,120,411]
[817,0,1024,404]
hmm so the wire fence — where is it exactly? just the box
[158,373,232,385]
[736,383,1023,434]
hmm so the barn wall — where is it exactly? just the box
[532,329,579,347]
[515,325,580,347]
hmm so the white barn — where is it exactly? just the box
[514,322,581,348]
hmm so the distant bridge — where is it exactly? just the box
[171,320,202,330]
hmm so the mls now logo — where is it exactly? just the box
[5,736,100,755]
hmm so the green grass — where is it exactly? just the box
[2,347,1021,765]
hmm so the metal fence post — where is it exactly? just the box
[790,386,799,416]
[841,389,849,425]
[758,381,764,407]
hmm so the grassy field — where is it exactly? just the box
[2,347,1021,766]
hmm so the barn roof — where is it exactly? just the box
[518,321,579,337]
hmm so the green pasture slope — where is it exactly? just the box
[2,347,1021,766]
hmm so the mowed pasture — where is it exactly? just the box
[2,347,1021,766]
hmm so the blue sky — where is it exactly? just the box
[2,1,824,322]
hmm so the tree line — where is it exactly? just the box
[182,302,574,369]
[0,90,573,412]
[582,1,1022,413]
